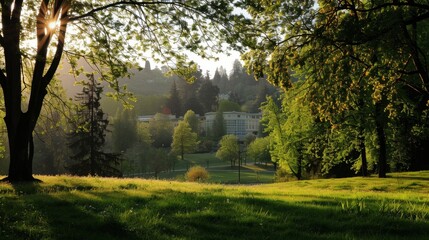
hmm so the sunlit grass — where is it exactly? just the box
[139,153,276,184]
[1,172,429,239]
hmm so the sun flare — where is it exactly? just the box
[48,21,58,30]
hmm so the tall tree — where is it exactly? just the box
[178,68,204,106]
[211,110,226,141]
[166,81,182,118]
[111,109,138,152]
[67,75,122,177]
[183,96,205,116]
[198,79,219,113]
[242,1,429,177]
[171,121,198,161]
[214,66,229,94]
[0,0,245,181]
[183,110,199,134]
[148,113,174,148]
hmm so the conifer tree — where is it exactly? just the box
[166,81,183,118]
[67,75,122,177]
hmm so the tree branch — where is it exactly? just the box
[0,70,6,89]
[69,1,188,22]
[42,1,70,87]
[11,0,23,22]
[0,34,4,47]
[338,2,429,12]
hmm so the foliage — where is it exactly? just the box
[166,81,183,118]
[147,148,175,178]
[247,137,271,165]
[30,78,72,175]
[111,109,138,152]
[241,1,429,178]
[198,79,220,113]
[218,100,241,112]
[183,110,199,134]
[243,133,256,146]
[67,76,122,177]
[211,110,226,141]
[119,121,153,176]
[171,121,198,161]
[212,66,229,94]
[216,134,239,167]
[261,86,327,180]
[148,113,174,148]
[185,165,210,182]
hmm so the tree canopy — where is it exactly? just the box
[171,121,198,161]
[242,1,429,178]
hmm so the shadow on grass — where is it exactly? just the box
[145,189,429,240]
[1,183,429,240]
[1,182,140,240]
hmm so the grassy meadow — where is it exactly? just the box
[1,171,429,239]
[135,153,276,184]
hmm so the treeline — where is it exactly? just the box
[102,60,278,117]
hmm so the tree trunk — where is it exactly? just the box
[296,146,303,180]
[1,0,69,182]
[297,155,302,180]
[4,115,37,182]
[358,129,368,177]
[360,139,368,177]
[375,103,388,178]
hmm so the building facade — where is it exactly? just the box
[204,111,262,139]
[138,111,263,140]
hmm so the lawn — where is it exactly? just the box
[136,153,276,184]
[1,171,429,239]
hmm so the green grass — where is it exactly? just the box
[1,172,429,239]
[138,153,276,184]
[175,153,227,169]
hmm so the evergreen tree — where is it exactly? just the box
[144,60,151,72]
[216,66,229,94]
[212,111,226,141]
[184,96,205,116]
[67,75,122,177]
[178,68,204,106]
[112,109,138,152]
[212,68,222,87]
[166,81,183,117]
[198,80,220,113]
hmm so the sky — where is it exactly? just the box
[189,50,242,77]
[151,50,242,78]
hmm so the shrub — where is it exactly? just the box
[275,167,294,182]
[185,166,210,182]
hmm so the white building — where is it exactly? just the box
[204,111,262,139]
[138,111,263,140]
